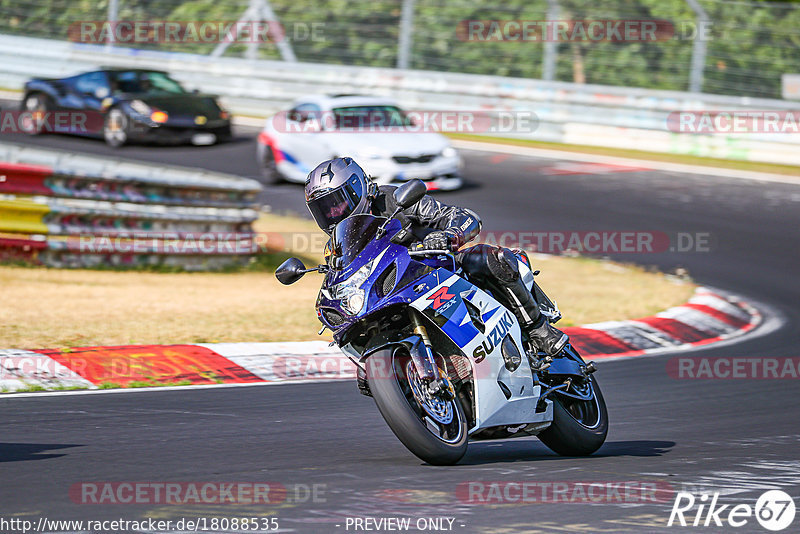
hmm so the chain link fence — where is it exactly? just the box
[1,0,798,99]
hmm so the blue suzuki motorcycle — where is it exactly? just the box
[276,180,608,465]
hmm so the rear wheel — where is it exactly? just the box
[366,347,468,465]
[538,376,608,456]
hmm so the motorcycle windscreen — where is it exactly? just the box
[331,214,388,266]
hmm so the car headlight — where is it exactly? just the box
[441,146,457,158]
[331,260,373,315]
[150,110,168,123]
[129,99,151,116]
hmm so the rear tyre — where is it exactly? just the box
[366,348,468,465]
[538,376,608,456]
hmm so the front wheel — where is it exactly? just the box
[22,93,52,135]
[103,108,129,148]
[257,143,283,184]
[537,376,608,456]
[366,348,468,465]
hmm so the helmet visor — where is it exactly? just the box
[307,173,365,232]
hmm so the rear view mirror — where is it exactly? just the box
[276,257,307,285]
[393,179,427,209]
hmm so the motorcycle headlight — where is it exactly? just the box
[331,260,373,315]
[441,146,457,158]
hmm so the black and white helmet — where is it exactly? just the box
[305,157,374,234]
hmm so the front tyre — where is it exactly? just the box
[257,142,283,184]
[22,93,52,135]
[366,348,468,465]
[537,376,608,456]
[103,107,130,148]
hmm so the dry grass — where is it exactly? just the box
[0,267,324,348]
[0,214,694,348]
[525,255,693,327]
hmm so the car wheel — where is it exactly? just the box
[103,108,129,148]
[22,93,52,135]
[258,143,283,184]
[217,125,233,143]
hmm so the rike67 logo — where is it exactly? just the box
[668,490,796,531]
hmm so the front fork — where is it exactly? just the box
[409,310,455,401]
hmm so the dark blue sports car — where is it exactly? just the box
[22,68,232,147]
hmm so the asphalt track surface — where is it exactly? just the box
[1,121,800,533]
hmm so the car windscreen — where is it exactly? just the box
[331,214,387,267]
[331,105,412,130]
[111,71,186,95]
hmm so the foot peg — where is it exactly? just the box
[529,354,553,372]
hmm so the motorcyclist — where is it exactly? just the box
[304,157,568,356]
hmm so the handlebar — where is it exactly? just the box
[408,249,454,257]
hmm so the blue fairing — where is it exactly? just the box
[317,217,456,342]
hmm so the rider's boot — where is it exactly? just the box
[502,279,568,357]
[527,316,568,356]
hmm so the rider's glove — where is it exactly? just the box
[423,229,460,251]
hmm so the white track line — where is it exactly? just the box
[0,377,348,400]
[451,139,800,186]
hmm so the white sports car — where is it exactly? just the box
[256,95,464,190]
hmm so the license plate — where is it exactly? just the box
[191,133,216,146]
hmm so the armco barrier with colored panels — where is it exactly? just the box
[0,142,263,269]
[0,288,761,392]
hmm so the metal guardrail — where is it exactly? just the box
[0,141,263,270]
[0,34,799,166]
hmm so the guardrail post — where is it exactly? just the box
[397,0,416,69]
[260,0,297,62]
[105,0,119,51]
[212,0,296,62]
[542,0,559,81]
[685,0,708,93]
